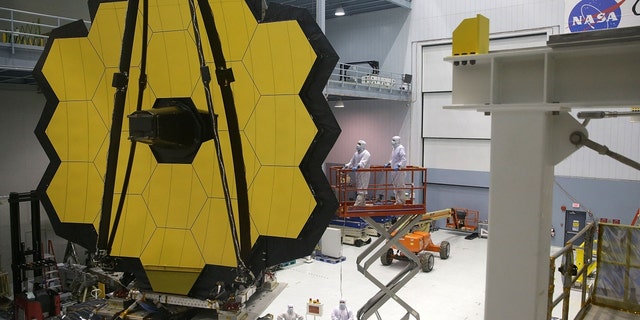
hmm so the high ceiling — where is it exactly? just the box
[0,1,412,86]
[267,0,411,19]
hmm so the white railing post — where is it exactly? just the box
[10,9,15,53]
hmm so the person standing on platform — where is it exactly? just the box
[384,135,407,204]
[344,140,371,206]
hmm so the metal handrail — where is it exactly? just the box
[326,62,412,99]
[0,7,91,53]
[547,221,597,319]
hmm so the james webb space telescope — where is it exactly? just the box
[23,0,341,315]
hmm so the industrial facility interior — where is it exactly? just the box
[0,1,639,320]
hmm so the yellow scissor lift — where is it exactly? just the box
[330,166,442,320]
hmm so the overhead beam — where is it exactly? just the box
[385,0,411,9]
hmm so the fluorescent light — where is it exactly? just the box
[335,5,345,16]
[334,99,344,108]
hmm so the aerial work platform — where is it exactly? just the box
[329,166,431,319]
[329,166,427,218]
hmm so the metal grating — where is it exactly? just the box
[0,68,36,85]
[267,0,411,19]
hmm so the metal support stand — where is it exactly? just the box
[356,214,424,320]
[10,191,62,320]
[10,191,43,294]
[444,27,640,320]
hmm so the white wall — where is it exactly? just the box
[413,2,639,180]
[420,33,550,172]
[406,0,564,48]
[409,1,565,171]
[325,99,410,166]
[326,1,639,181]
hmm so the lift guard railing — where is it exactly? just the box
[547,221,596,319]
[329,165,427,217]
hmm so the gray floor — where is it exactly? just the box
[0,230,592,320]
[259,230,585,320]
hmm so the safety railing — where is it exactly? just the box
[547,221,597,319]
[326,62,412,101]
[0,7,91,53]
[329,165,426,217]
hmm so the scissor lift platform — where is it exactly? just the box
[329,166,429,319]
[330,166,427,218]
[341,204,426,217]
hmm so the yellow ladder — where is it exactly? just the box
[43,240,61,291]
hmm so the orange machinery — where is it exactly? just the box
[381,208,453,272]
[329,166,453,273]
[632,208,640,226]
[445,207,479,232]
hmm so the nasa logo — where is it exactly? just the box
[568,0,624,32]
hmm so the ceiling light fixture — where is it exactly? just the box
[335,5,345,16]
[334,99,344,108]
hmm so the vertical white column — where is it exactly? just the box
[484,110,554,320]
[316,0,325,32]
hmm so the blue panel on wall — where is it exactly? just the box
[426,169,640,247]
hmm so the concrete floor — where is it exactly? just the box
[259,230,585,320]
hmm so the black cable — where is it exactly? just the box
[197,0,253,265]
[107,0,150,255]
[189,0,252,281]
[97,0,140,254]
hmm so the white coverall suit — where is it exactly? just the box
[386,136,407,204]
[277,305,303,320]
[344,140,371,206]
[331,301,355,320]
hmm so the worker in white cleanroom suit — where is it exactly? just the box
[331,299,355,320]
[277,304,303,320]
[384,136,407,204]
[344,140,371,206]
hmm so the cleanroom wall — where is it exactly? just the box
[325,0,640,247]
[0,84,74,289]
[324,99,410,166]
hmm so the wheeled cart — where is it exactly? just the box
[328,217,372,247]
